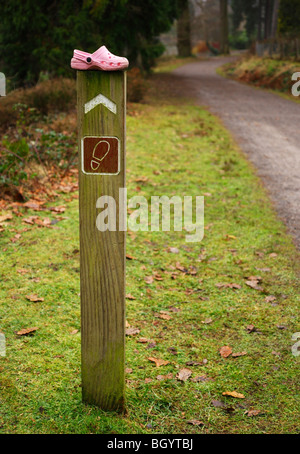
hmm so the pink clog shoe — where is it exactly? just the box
[71,46,129,71]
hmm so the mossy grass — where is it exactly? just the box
[0,73,299,434]
[218,55,300,103]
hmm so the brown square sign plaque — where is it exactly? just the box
[81,136,120,175]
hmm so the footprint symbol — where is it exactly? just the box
[91,140,110,171]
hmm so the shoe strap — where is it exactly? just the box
[73,49,92,63]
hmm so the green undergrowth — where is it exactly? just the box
[218,56,300,102]
[153,55,199,74]
[0,82,299,434]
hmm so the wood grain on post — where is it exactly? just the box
[77,70,126,411]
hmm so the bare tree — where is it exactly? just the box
[264,0,273,39]
[177,0,192,57]
[193,0,207,41]
[220,0,229,54]
[271,0,280,38]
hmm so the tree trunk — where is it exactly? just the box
[257,0,263,42]
[177,0,191,57]
[264,0,273,40]
[271,0,280,38]
[220,0,229,54]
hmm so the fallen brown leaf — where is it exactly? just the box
[157,311,171,320]
[16,327,38,336]
[24,201,43,211]
[148,357,169,367]
[0,213,13,223]
[137,337,154,344]
[176,368,192,382]
[265,295,276,303]
[125,327,140,336]
[23,216,38,225]
[134,176,148,183]
[175,262,188,273]
[187,420,204,426]
[255,250,264,257]
[126,293,136,300]
[186,360,202,366]
[26,294,44,302]
[156,373,173,380]
[219,346,232,358]
[245,280,263,291]
[189,266,197,275]
[246,275,262,281]
[17,268,30,275]
[50,206,66,213]
[10,233,21,242]
[147,342,157,349]
[216,283,241,289]
[225,234,236,240]
[31,277,40,283]
[168,306,181,312]
[222,391,245,399]
[246,409,261,417]
[58,184,77,193]
[232,351,247,357]
[230,283,242,289]
[190,375,209,383]
[34,217,52,227]
[145,276,154,284]
[246,324,256,333]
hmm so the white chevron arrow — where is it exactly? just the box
[84,93,117,115]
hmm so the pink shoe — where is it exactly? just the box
[70,46,129,71]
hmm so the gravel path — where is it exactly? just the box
[172,57,300,248]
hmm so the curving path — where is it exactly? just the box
[172,57,300,248]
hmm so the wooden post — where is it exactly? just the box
[0,73,6,97]
[77,70,126,411]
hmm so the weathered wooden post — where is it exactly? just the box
[0,73,6,97]
[77,69,126,411]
